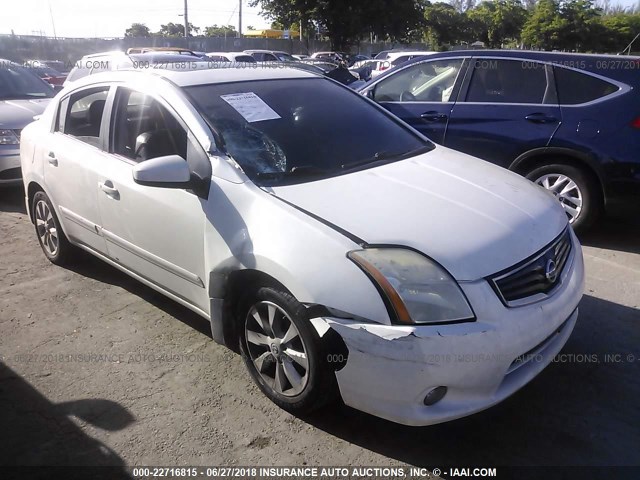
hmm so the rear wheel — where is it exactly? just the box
[238,287,337,414]
[32,191,75,265]
[525,162,602,231]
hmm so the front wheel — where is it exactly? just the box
[525,163,602,232]
[238,287,337,414]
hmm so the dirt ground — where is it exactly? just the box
[1,185,639,472]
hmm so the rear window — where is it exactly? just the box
[391,56,411,66]
[554,67,618,105]
[66,66,89,82]
[185,78,431,185]
[235,55,257,63]
[275,52,296,62]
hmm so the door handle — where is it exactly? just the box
[47,152,58,166]
[420,111,448,122]
[525,113,558,124]
[98,180,119,199]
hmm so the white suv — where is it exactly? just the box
[20,66,584,426]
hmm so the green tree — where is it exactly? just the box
[601,12,640,52]
[124,23,151,38]
[250,0,425,50]
[558,0,604,51]
[423,2,467,48]
[521,0,566,49]
[204,24,238,37]
[156,22,200,37]
[468,0,528,47]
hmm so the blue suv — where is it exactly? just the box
[359,50,640,230]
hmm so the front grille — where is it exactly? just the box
[489,228,572,306]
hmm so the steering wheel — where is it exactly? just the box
[399,90,416,102]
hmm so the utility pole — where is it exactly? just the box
[183,0,189,38]
[48,0,57,39]
[238,0,242,38]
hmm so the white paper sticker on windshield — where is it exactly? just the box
[220,92,281,123]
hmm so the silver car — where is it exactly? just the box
[0,60,53,186]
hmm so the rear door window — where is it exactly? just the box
[62,87,110,147]
[553,67,618,105]
[466,59,552,104]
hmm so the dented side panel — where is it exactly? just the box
[201,177,391,330]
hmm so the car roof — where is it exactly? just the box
[81,50,127,59]
[71,63,315,88]
[386,51,436,59]
[207,52,250,56]
[244,49,287,54]
[392,49,640,84]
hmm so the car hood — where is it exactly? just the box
[271,147,568,281]
[0,99,51,129]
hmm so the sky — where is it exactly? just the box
[0,0,272,38]
[1,0,639,39]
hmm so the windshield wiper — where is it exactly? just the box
[340,145,432,172]
[256,165,328,180]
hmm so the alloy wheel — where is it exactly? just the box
[35,200,59,256]
[244,301,310,397]
[535,173,583,224]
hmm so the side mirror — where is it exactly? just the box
[132,155,191,188]
[363,87,375,100]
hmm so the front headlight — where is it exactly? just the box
[0,130,20,145]
[348,248,475,325]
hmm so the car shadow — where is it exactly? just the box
[65,256,212,339]
[0,186,27,215]
[0,361,133,477]
[579,214,640,255]
[301,295,640,467]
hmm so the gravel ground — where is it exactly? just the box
[0,186,639,472]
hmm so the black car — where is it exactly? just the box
[360,50,640,230]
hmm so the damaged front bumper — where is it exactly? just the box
[314,237,584,427]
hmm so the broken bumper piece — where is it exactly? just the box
[317,245,584,426]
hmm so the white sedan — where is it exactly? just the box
[20,66,584,426]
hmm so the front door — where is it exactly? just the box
[370,58,468,144]
[96,87,210,312]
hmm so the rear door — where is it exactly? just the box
[44,85,111,254]
[445,58,561,169]
[368,57,468,144]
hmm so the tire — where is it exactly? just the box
[525,162,602,232]
[238,286,338,414]
[32,191,75,265]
